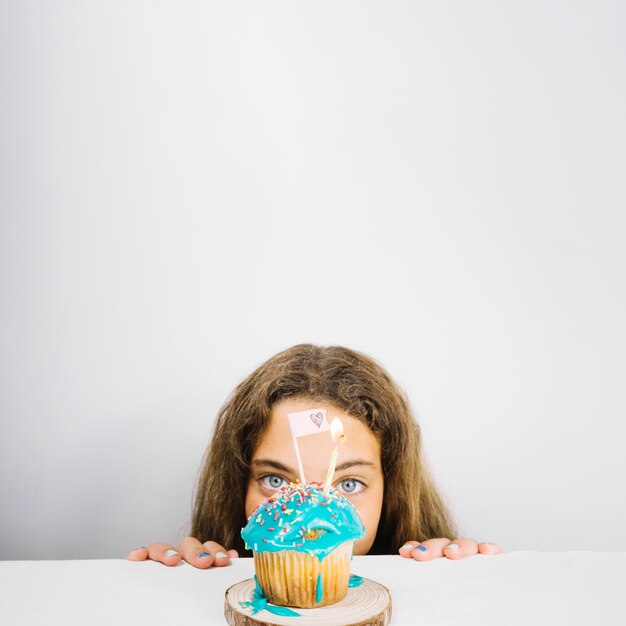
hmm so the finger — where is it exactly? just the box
[177,536,217,569]
[227,549,239,558]
[443,538,479,560]
[478,542,502,555]
[410,537,451,561]
[125,547,148,561]
[398,541,421,558]
[201,541,233,567]
[147,542,182,566]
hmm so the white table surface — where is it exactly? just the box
[1,552,625,625]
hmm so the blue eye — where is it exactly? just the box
[261,475,287,490]
[337,479,364,494]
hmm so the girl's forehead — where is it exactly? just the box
[253,398,381,467]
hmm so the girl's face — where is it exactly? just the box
[245,398,384,555]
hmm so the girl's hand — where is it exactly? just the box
[398,538,501,561]
[125,537,239,568]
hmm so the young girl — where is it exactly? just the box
[126,344,500,568]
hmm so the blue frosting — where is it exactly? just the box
[315,573,323,603]
[241,482,365,560]
[239,575,302,617]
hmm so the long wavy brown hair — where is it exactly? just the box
[191,344,456,555]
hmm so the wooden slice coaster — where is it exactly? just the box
[224,577,392,626]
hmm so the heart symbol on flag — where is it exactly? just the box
[310,412,324,428]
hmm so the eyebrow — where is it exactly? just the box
[251,458,377,474]
[334,459,378,472]
[251,459,295,474]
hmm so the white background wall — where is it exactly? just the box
[1,0,625,560]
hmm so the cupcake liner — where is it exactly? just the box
[253,541,353,608]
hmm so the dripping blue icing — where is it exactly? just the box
[250,575,266,613]
[315,573,323,603]
[265,605,301,617]
[239,576,301,617]
[348,574,363,588]
[254,575,263,598]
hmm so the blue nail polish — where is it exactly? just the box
[416,545,427,552]
[199,551,211,558]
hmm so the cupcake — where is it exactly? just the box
[241,481,365,608]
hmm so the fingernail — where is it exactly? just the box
[400,543,415,550]
[415,545,427,552]
[199,551,211,558]
[446,543,460,551]
[165,549,179,557]
[215,551,228,558]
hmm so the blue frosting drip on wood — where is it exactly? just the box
[239,576,302,617]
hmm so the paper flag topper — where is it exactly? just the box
[287,408,330,439]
